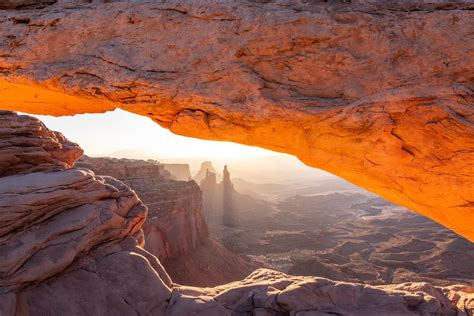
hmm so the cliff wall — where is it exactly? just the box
[162,163,192,181]
[76,156,257,286]
[76,156,208,260]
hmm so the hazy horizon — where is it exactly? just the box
[31,109,334,183]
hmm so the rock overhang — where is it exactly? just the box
[0,1,472,241]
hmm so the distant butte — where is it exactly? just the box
[0,1,472,241]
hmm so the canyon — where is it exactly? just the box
[0,1,472,241]
[199,161,474,287]
[75,155,257,286]
[1,111,473,315]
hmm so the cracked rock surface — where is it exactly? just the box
[0,112,172,315]
[167,269,474,316]
[0,112,473,315]
[0,110,82,177]
[0,1,472,240]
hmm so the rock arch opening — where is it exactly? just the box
[17,109,474,288]
[1,109,473,315]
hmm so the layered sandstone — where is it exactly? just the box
[76,155,257,286]
[0,1,472,240]
[166,268,474,316]
[76,156,208,260]
[1,112,473,315]
[0,110,82,177]
[0,111,172,315]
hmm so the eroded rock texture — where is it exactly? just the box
[1,112,473,315]
[0,112,172,315]
[76,155,258,287]
[0,110,82,177]
[167,268,474,316]
[0,1,472,240]
[76,156,209,260]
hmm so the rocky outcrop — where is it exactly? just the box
[0,1,472,240]
[0,110,82,177]
[167,268,474,316]
[200,165,241,229]
[76,155,257,286]
[194,161,221,184]
[140,180,208,260]
[76,156,208,260]
[1,112,473,315]
[75,156,173,180]
[0,111,172,315]
[222,165,236,227]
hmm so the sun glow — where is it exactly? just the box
[32,109,276,159]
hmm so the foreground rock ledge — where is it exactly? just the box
[0,1,473,240]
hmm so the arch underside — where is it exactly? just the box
[0,1,473,240]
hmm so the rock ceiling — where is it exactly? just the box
[0,1,472,240]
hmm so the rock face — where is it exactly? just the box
[0,1,472,240]
[0,110,82,177]
[194,161,221,184]
[0,111,172,315]
[1,111,473,315]
[200,165,247,231]
[222,165,236,227]
[167,268,474,316]
[76,156,208,260]
[76,155,257,287]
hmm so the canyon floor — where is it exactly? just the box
[205,177,474,287]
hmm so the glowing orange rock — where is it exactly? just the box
[0,2,472,240]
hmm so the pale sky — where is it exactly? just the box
[32,109,277,159]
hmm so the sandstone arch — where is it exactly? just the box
[0,1,473,240]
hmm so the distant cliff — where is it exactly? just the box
[162,163,192,181]
[76,156,207,260]
[77,155,257,286]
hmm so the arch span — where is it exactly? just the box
[0,1,473,240]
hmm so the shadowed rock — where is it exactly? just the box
[0,111,172,315]
[76,155,258,287]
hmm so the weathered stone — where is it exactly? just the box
[0,2,472,240]
[0,113,173,314]
[76,155,258,287]
[170,269,473,316]
[0,111,82,177]
[76,156,208,260]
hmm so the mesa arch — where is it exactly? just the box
[0,1,472,241]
